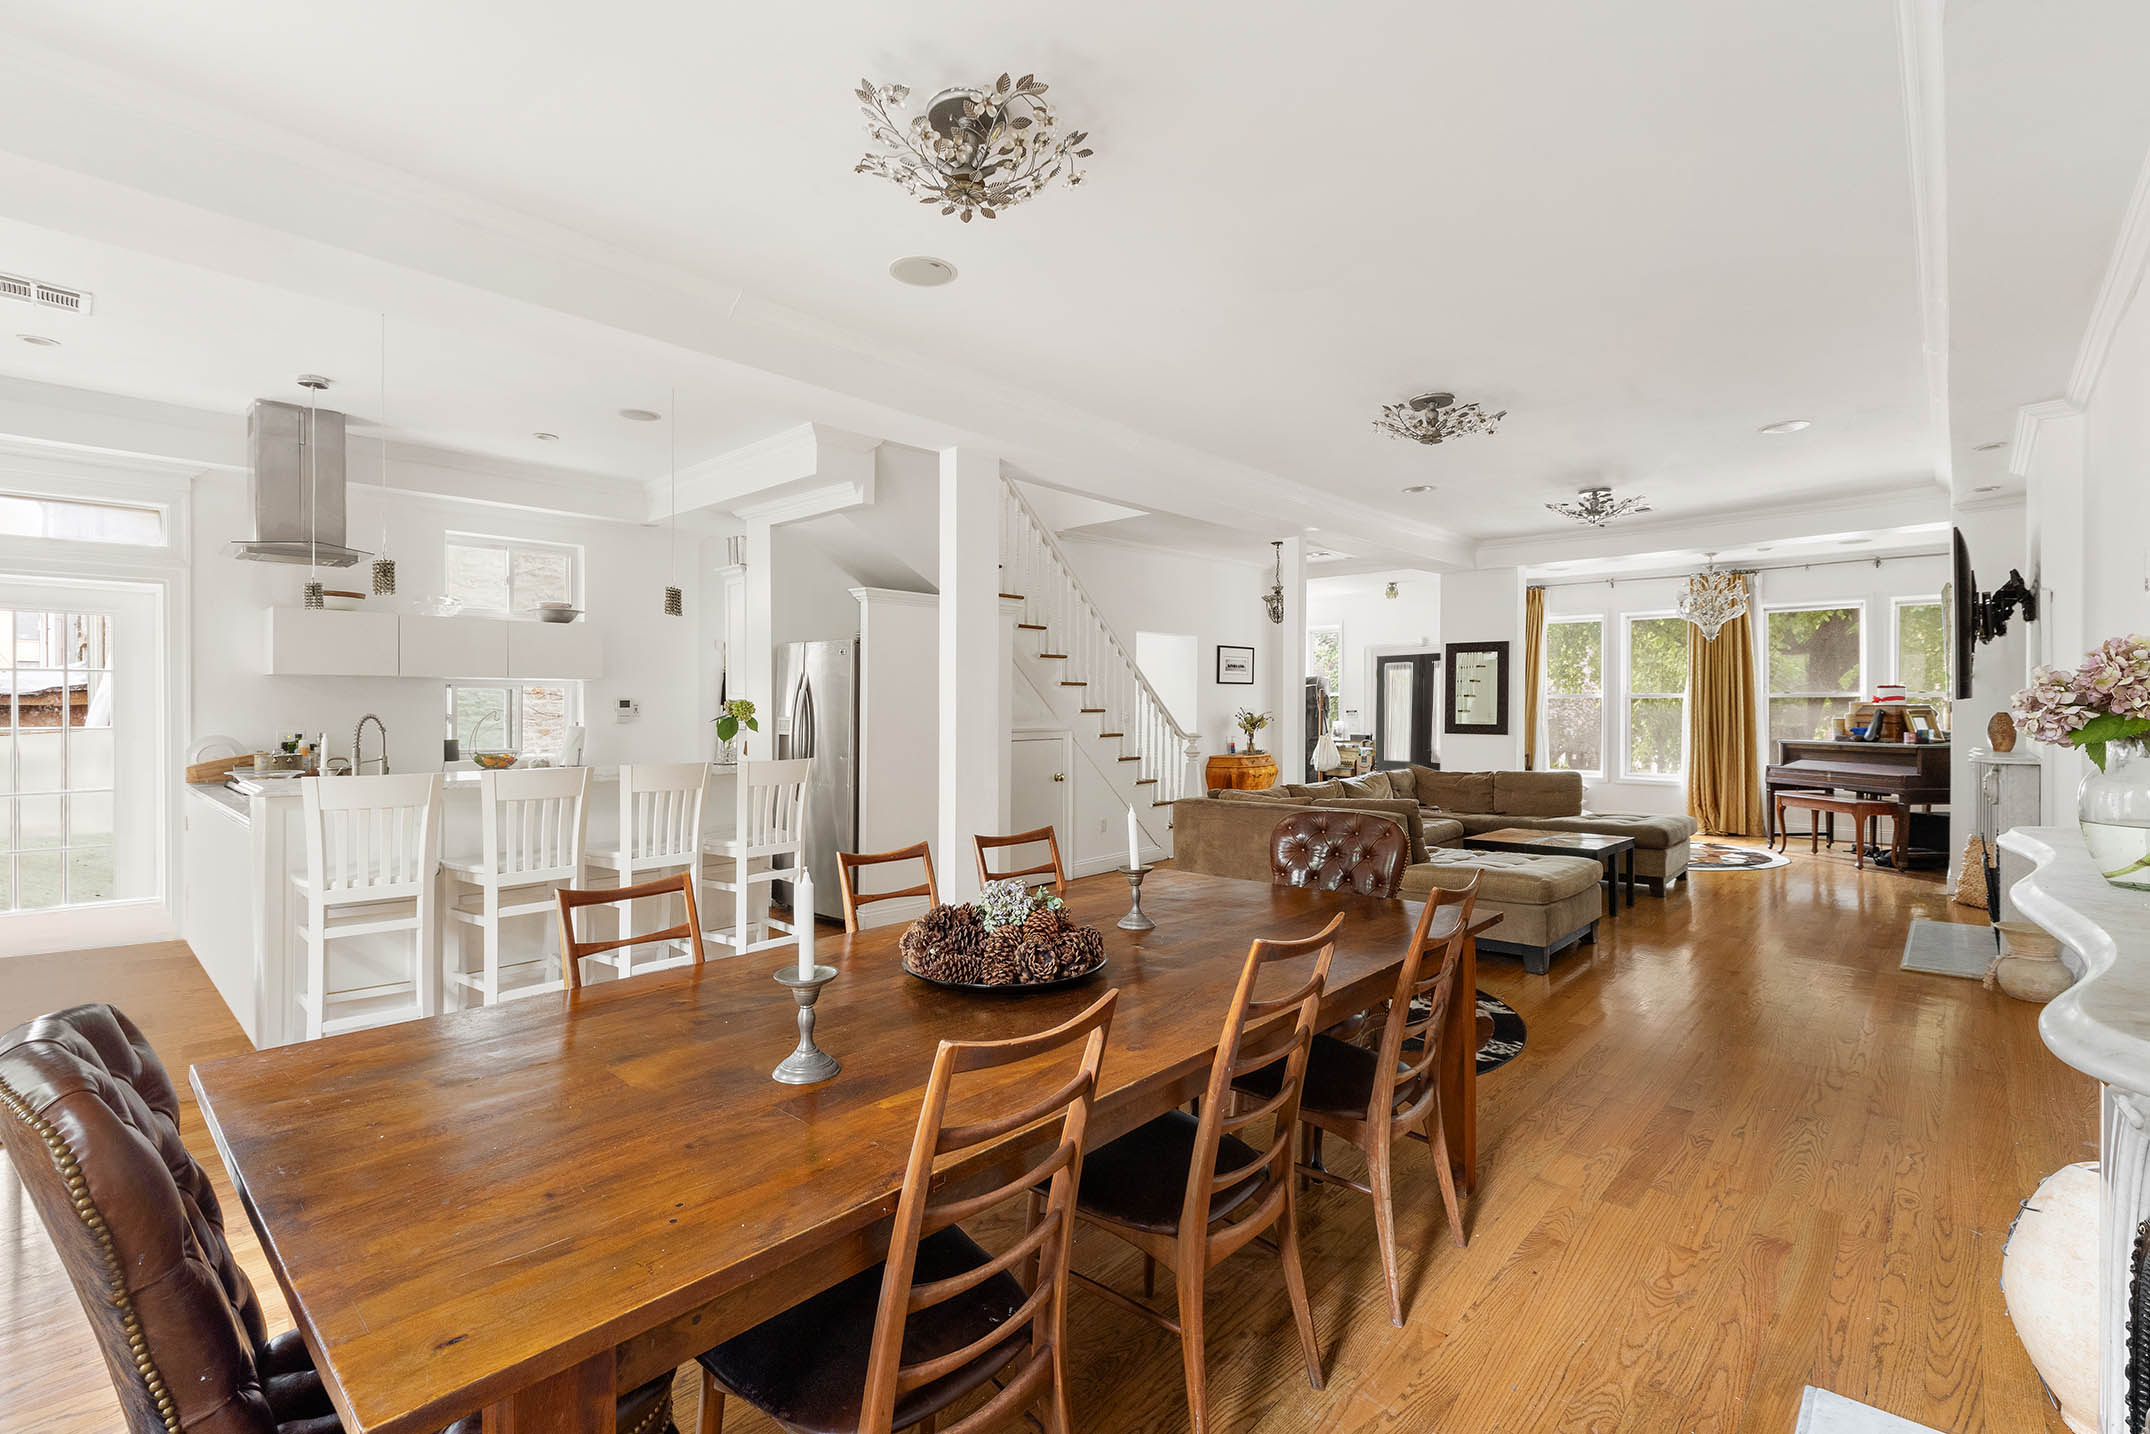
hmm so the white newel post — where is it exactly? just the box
[939,447,1005,902]
[1999,825,2150,1434]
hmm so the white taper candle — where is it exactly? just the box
[1127,806,1141,872]
[795,868,816,978]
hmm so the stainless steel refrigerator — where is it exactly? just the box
[773,638,857,921]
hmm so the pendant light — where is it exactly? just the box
[371,315,397,597]
[663,389,683,617]
[299,373,330,608]
[1262,541,1285,624]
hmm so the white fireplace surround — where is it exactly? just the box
[2000,825,2150,1434]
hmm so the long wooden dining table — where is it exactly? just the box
[191,867,1489,1434]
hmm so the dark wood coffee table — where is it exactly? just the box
[1462,827,1639,914]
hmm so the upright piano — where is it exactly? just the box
[1765,738,1952,846]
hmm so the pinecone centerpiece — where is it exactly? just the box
[902,879,1107,988]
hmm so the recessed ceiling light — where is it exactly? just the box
[1973,484,2001,493]
[618,408,662,423]
[17,334,59,347]
[1758,418,1812,435]
[1972,440,2007,452]
[1841,538,1871,546]
[1754,545,1773,552]
[1401,484,1436,494]
[888,256,958,287]
[533,432,560,442]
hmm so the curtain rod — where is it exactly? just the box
[1528,548,1946,590]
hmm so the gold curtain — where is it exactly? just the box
[1522,586,1546,771]
[1685,575,1763,835]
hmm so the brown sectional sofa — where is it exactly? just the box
[1169,766,1699,973]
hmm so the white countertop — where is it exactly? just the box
[199,762,741,801]
[2000,824,2150,1093]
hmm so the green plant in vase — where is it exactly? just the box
[713,698,759,760]
[1234,707,1271,754]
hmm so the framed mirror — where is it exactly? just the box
[1444,640,1511,735]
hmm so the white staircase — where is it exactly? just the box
[1000,483,1201,812]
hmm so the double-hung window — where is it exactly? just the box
[1892,597,1949,727]
[1766,604,1864,749]
[1624,615,1689,778]
[446,681,581,763]
[1541,617,1604,774]
[444,535,579,616]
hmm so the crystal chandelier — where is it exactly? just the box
[1676,556,1747,641]
[1373,392,1505,445]
[855,73,1092,222]
[1547,485,1651,526]
[1263,541,1285,624]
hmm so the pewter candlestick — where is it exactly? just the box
[1118,865,1156,931]
[772,964,840,1084]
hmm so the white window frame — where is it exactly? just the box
[1621,611,1689,782]
[1307,623,1343,726]
[1540,614,1606,779]
[1890,594,1946,692]
[442,532,582,618]
[1763,600,1868,748]
[445,680,584,759]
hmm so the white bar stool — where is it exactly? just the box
[293,773,444,1040]
[583,761,708,979]
[440,766,591,1006]
[702,757,811,959]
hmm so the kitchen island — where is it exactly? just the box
[182,765,746,1048]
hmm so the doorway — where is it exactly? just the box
[1011,732,1074,860]
[0,579,164,936]
[1374,652,1440,769]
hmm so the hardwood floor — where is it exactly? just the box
[1,849,2088,1433]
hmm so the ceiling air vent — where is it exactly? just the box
[0,272,93,315]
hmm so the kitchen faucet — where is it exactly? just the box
[352,713,388,775]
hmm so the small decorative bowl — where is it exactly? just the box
[531,605,583,624]
[472,751,519,770]
[321,589,366,612]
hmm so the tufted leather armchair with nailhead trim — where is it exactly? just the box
[0,1005,675,1434]
[1267,811,1408,899]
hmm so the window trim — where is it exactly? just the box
[1540,614,1607,779]
[445,680,583,761]
[1762,600,1868,751]
[1620,610,1689,783]
[1307,623,1343,726]
[442,532,583,618]
[1889,594,1947,697]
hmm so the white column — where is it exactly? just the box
[1276,537,1308,783]
[717,541,747,760]
[1438,566,1525,772]
[939,448,1005,901]
[740,520,774,754]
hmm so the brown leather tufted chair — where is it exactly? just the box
[1268,811,1408,899]
[0,1005,675,1434]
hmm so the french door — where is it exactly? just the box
[1374,653,1441,769]
[0,580,161,917]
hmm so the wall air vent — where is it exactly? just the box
[0,272,93,315]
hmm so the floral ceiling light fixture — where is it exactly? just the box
[1676,553,1748,641]
[1547,484,1651,527]
[1373,391,1506,445]
[854,72,1093,222]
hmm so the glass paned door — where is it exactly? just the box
[4,611,115,908]
[1374,653,1440,769]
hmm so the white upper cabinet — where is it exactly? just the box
[399,615,510,678]
[264,608,398,676]
[508,620,602,679]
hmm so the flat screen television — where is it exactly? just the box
[1950,527,1975,701]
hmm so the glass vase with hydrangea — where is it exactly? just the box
[2012,635,2150,889]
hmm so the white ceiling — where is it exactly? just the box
[0,214,794,477]
[0,0,1947,553]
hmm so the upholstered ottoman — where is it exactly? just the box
[1445,812,1698,892]
[1398,847,1605,973]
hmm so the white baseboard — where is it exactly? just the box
[0,900,178,959]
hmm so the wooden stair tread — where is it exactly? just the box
[1098,731,1124,737]
[998,592,1024,600]
[1060,681,1086,687]
[1133,778,1157,786]
[1080,708,1107,714]
[1152,800,1174,807]
[1039,652,1069,659]
[1117,756,1141,762]
[1016,623,1048,631]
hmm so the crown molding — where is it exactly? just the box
[2009,398,2083,480]
[1895,0,1952,489]
[2067,140,2150,406]
[655,423,878,524]
[850,586,937,609]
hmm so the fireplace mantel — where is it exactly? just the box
[2000,824,2150,1434]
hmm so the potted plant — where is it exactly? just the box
[1233,708,1271,754]
[713,698,759,763]
[2011,635,2150,889]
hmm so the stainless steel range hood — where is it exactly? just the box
[227,397,368,566]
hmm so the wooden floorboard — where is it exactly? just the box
[0,847,2087,1433]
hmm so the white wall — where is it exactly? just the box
[1946,503,2028,868]
[2080,289,2150,639]
[190,470,710,774]
[1055,537,1278,760]
[1437,567,1525,772]
[1306,576,1441,736]
[853,587,937,924]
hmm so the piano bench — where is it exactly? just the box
[1769,791,1908,870]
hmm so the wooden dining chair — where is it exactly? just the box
[836,841,939,933]
[1235,873,1481,1327]
[696,989,1119,1434]
[1056,914,1340,1434]
[555,871,706,992]
[973,826,1067,895]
